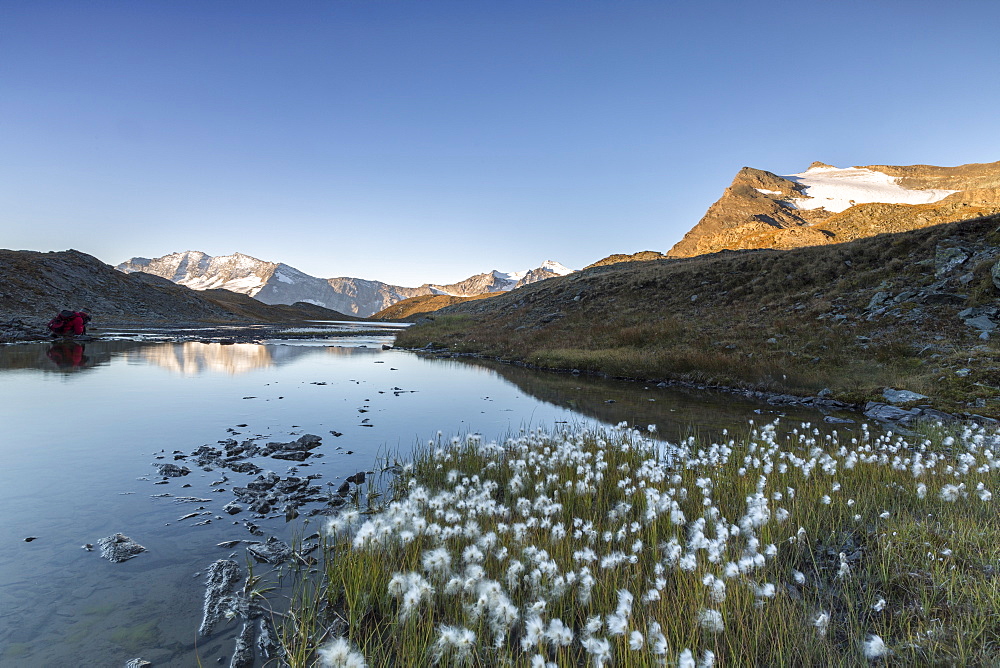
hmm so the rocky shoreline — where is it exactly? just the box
[0,319,395,344]
[407,346,998,429]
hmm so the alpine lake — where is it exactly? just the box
[0,322,865,667]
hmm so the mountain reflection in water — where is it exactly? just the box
[0,340,388,376]
[128,342,385,375]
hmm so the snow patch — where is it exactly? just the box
[783,165,957,213]
[492,269,525,284]
[755,188,783,196]
[275,271,296,284]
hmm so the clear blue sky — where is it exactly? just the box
[3,0,999,286]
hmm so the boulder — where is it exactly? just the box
[883,388,929,404]
[965,315,998,332]
[993,260,1000,291]
[864,402,922,424]
[867,291,891,310]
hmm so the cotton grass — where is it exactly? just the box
[282,418,1000,665]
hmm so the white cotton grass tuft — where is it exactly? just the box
[862,634,891,660]
[813,611,830,638]
[544,618,573,647]
[317,637,367,668]
[581,636,611,665]
[940,484,961,502]
[421,547,452,574]
[606,613,629,636]
[615,588,634,618]
[678,648,696,668]
[697,608,724,633]
[431,625,476,664]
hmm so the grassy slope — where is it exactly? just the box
[396,215,1000,418]
[198,289,358,322]
[372,292,500,321]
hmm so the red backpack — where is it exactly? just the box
[48,310,78,335]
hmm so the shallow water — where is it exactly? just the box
[0,328,860,666]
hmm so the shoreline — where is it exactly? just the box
[404,345,999,429]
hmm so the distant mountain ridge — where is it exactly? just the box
[117,252,574,317]
[0,248,351,327]
[666,160,1000,258]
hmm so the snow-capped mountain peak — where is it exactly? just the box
[537,260,574,276]
[117,253,575,317]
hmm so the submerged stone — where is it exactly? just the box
[97,533,147,563]
[864,402,922,424]
[199,559,241,637]
[230,622,255,668]
[257,616,284,660]
[246,536,292,565]
[823,415,855,424]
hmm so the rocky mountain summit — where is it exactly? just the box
[118,252,573,317]
[668,160,1000,258]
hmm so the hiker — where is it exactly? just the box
[47,310,91,337]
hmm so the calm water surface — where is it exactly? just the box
[0,326,860,666]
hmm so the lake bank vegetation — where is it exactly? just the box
[281,418,1000,666]
[395,215,1000,419]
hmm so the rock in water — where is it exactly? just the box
[222,501,243,515]
[257,617,284,660]
[230,622,255,668]
[125,660,152,668]
[247,537,293,565]
[97,533,147,563]
[199,559,241,637]
[154,463,191,477]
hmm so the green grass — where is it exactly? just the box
[281,419,1000,666]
